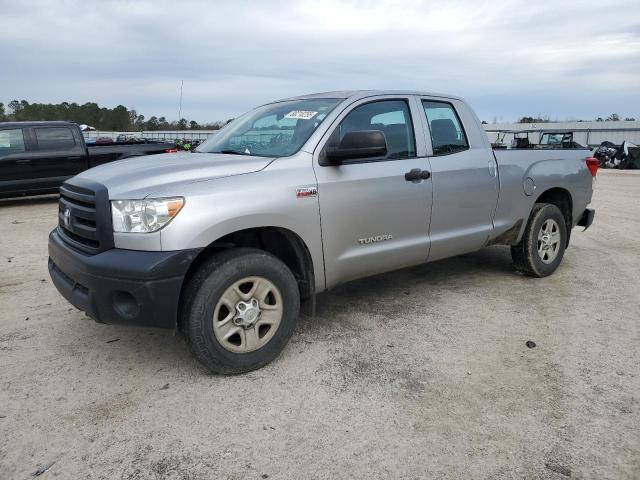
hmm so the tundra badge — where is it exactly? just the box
[358,234,393,245]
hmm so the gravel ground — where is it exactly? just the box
[0,170,638,480]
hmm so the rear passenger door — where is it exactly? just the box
[31,126,86,188]
[313,96,433,288]
[418,98,499,261]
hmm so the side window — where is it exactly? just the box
[0,129,26,157]
[339,100,416,160]
[422,101,469,155]
[34,127,76,151]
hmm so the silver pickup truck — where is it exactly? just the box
[48,90,597,374]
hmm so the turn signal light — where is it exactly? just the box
[585,157,599,177]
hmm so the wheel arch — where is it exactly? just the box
[178,226,315,330]
[534,187,573,246]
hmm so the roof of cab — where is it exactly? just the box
[0,121,77,129]
[274,90,463,103]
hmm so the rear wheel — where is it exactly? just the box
[511,203,567,277]
[181,248,300,374]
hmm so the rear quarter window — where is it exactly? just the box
[34,127,76,151]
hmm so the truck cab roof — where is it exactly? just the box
[0,121,78,129]
[275,90,464,103]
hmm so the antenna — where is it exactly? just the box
[178,80,184,121]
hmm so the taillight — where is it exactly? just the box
[165,148,178,153]
[585,157,599,177]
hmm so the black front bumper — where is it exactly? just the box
[48,229,201,329]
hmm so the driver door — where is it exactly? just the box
[313,96,433,288]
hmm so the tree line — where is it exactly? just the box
[0,100,229,131]
[1,100,636,128]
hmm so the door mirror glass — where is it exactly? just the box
[323,130,388,165]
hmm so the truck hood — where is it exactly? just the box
[75,152,274,198]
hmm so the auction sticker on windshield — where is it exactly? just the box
[285,110,318,120]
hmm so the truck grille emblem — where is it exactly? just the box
[63,208,71,228]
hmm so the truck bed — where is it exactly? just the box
[489,148,593,244]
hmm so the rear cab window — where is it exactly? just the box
[34,127,76,151]
[0,129,27,157]
[422,101,469,156]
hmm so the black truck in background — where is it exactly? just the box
[0,121,177,198]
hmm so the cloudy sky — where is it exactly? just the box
[1,0,639,123]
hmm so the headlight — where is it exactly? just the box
[111,197,184,233]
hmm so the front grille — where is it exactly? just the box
[58,180,114,254]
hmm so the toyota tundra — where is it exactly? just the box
[48,90,597,374]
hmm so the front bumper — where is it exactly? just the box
[48,229,201,329]
[576,208,595,231]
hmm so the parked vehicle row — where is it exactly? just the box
[47,90,596,374]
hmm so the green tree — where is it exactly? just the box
[518,116,549,124]
[0,103,6,122]
[145,116,160,131]
[606,113,620,121]
[177,118,188,130]
[189,120,199,130]
[134,114,145,131]
[8,100,24,119]
[108,105,130,130]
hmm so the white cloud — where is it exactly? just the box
[1,0,639,122]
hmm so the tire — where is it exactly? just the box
[181,248,300,374]
[511,203,567,278]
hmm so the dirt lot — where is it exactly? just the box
[0,170,638,479]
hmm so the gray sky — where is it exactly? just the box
[1,0,639,123]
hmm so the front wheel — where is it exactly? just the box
[511,203,567,277]
[181,248,300,374]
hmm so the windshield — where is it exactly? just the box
[196,98,342,157]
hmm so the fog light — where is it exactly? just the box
[112,291,139,319]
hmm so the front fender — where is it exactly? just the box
[159,155,325,291]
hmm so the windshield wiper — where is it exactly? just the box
[217,149,249,155]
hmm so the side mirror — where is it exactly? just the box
[321,130,387,166]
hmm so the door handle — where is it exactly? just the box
[68,156,82,161]
[405,168,431,182]
[15,159,31,164]
[488,159,497,177]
